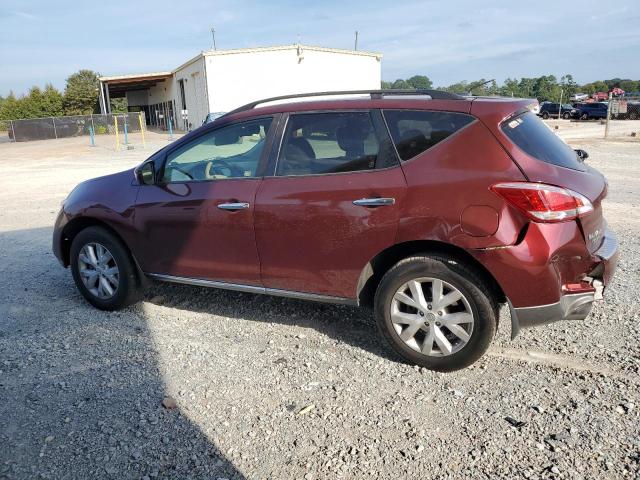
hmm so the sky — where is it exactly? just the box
[1,0,639,96]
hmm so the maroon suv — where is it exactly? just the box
[53,90,619,371]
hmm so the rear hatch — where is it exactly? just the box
[488,109,607,254]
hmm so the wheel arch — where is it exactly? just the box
[356,240,506,309]
[59,217,145,283]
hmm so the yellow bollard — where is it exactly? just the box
[114,115,120,151]
[139,112,146,149]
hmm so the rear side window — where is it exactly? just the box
[383,110,475,161]
[277,112,394,176]
[501,111,585,171]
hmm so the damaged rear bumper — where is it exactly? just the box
[509,228,619,339]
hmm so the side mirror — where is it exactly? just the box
[575,149,589,161]
[137,162,155,185]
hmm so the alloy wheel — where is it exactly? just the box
[390,277,474,357]
[78,242,120,299]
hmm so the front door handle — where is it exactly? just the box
[352,197,395,207]
[217,202,250,211]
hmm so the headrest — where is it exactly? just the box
[336,124,367,154]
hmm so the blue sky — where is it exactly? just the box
[1,0,639,95]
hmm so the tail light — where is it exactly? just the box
[490,182,593,222]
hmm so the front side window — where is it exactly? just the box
[163,117,272,182]
[277,112,383,176]
[383,110,475,161]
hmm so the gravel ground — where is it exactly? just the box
[1,126,639,480]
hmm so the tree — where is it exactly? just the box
[63,69,100,115]
[40,84,64,117]
[381,80,393,90]
[406,75,433,90]
[0,92,23,120]
[110,97,128,114]
[391,79,410,89]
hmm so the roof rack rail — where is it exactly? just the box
[224,89,466,116]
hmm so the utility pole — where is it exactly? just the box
[210,28,217,50]
[558,88,563,119]
[354,31,359,51]
[604,92,612,139]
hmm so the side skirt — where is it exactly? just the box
[146,273,358,306]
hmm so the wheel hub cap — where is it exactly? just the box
[390,277,474,357]
[78,242,119,300]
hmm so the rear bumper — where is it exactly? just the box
[509,227,619,338]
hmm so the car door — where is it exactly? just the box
[253,110,407,299]
[133,116,277,285]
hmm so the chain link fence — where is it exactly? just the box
[0,112,147,143]
[610,96,640,120]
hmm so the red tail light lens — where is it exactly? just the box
[490,182,593,222]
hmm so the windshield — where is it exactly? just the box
[501,111,585,171]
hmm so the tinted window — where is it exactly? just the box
[501,112,584,171]
[277,112,386,176]
[383,110,475,161]
[163,118,272,182]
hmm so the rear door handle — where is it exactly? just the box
[352,197,395,207]
[217,202,250,211]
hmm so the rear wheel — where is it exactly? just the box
[70,226,141,310]
[374,255,497,372]
[580,113,589,120]
[542,112,549,119]
[562,112,571,119]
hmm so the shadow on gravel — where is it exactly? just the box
[146,281,398,363]
[0,228,245,479]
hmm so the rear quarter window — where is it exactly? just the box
[383,110,475,161]
[501,111,585,171]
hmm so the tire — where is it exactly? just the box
[563,112,571,119]
[542,112,549,119]
[374,255,497,372]
[70,226,141,310]
[580,113,589,120]
[630,112,639,120]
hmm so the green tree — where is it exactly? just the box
[406,75,433,90]
[381,80,393,89]
[440,81,470,94]
[40,84,64,117]
[0,92,22,120]
[110,97,128,114]
[619,80,640,93]
[558,74,578,100]
[63,69,100,115]
[391,79,410,89]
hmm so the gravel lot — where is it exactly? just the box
[1,124,639,480]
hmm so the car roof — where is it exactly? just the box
[217,91,535,125]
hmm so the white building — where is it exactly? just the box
[99,44,382,130]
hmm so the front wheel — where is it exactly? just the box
[563,112,571,119]
[542,112,550,119]
[70,226,141,310]
[374,255,497,372]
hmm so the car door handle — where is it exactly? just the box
[352,197,395,207]
[217,202,250,211]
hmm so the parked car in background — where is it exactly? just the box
[571,102,608,120]
[539,102,573,119]
[53,89,618,372]
[570,93,589,102]
[592,92,609,101]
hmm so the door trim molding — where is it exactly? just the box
[146,273,358,306]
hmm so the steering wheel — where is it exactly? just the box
[205,158,245,179]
